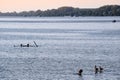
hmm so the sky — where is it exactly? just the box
[0,0,120,12]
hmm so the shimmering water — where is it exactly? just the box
[0,17,120,80]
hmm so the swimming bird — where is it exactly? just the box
[94,65,99,74]
[99,66,103,73]
[112,20,116,23]
[78,69,83,76]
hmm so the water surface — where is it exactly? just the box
[0,17,120,80]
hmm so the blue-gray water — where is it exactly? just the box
[0,17,120,80]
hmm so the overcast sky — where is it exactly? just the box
[0,0,120,12]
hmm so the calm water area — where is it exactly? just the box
[0,17,120,80]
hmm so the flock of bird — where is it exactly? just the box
[78,65,104,76]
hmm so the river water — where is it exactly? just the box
[0,17,120,80]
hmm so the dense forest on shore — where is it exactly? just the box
[0,5,120,17]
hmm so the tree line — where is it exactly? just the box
[0,5,120,17]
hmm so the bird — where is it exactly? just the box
[94,65,99,74]
[78,69,83,76]
[99,66,103,73]
[112,20,116,23]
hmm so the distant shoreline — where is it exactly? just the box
[0,5,120,17]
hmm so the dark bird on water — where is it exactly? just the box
[94,65,99,74]
[99,66,103,73]
[112,20,116,23]
[78,69,83,76]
